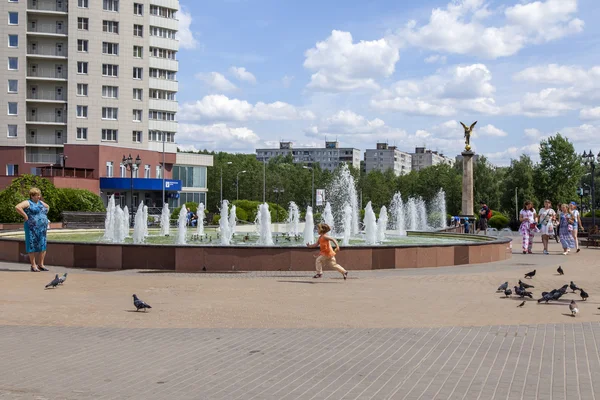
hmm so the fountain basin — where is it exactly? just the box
[0,230,512,271]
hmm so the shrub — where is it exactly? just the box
[0,175,60,222]
[232,200,288,223]
[171,202,199,220]
[212,214,221,225]
[235,207,249,222]
[489,214,510,229]
[56,188,105,215]
[583,210,600,218]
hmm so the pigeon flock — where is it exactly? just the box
[498,265,590,317]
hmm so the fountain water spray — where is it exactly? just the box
[115,206,126,243]
[103,195,116,242]
[363,201,378,245]
[176,205,187,245]
[303,206,315,245]
[159,203,170,236]
[229,204,237,238]
[286,202,300,236]
[416,197,429,231]
[377,205,388,242]
[143,205,149,237]
[407,198,418,231]
[196,203,205,236]
[132,202,145,244]
[256,203,274,245]
[322,202,335,233]
[341,203,353,246]
[327,164,360,235]
[390,193,406,235]
[123,205,130,237]
[219,200,232,245]
[430,189,448,230]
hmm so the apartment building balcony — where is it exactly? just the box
[27,44,67,59]
[149,57,179,72]
[149,78,178,92]
[149,35,179,51]
[27,23,68,37]
[27,0,68,14]
[149,99,178,113]
[149,15,178,31]
[27,88,67,103]
[26,133,65,146]
[26,152,62,164]
[27,66,67,81]
[26,111,67,125]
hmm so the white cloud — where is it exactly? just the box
[513,64,597,85]
[580,107,600,120]
[424,55,447,64]
[485,143,541,165]
[195,72,237,92]
[479,124,508,137]
[304,30,400,92]
[397,0,583,59]
[180,95,315,122]
[178,123,260,152]
[305,110,395,139]
[229,66,257,84]
[524,128,543,139]
[177,10,199,50]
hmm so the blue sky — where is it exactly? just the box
[175,0,600,165]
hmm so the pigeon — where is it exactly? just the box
[558,285,569,295]
[58,273,68,285]
[132,294,152,312]
[45,274,60,289]
[517,301,526,308]
[552,291,563,301]
[515,286,533,299]
[498,282,509,292]
[504,288,512,298]
[569,300,579,316]
[570,281,580,293]
[202,266,207,272]
[580,289,589,301]
[519,280,534,289]
[524,269,536,279]
[538,292,553,303]
[557,265,564,275]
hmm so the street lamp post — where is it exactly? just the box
[122,154,141,226]
[302,166,314,208]
[220,161,233,204]
[236,170,247,201]
[582,150,600,228]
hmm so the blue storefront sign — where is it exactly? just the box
[99,178,182,191]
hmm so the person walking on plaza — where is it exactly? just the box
[538,200,556,255]
[476,201,490,235]
[15,187,50,272]
[519,200,537,254]
[569,202,584,253]
[559,203,576,255]
[306,223,348,280]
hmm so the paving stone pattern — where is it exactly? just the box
[2,323,600,400]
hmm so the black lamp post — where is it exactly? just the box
[582,150,599,228]
[122,153,141,226]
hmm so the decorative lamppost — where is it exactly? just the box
[303,165,314,208]
[236,170,246,201]
[122,153,141,226]
[220,161,233,203]
[582,150,599,227]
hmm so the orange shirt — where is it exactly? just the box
[318,235,336,257]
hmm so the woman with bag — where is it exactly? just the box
[519,200,537,254]
[558,204,576,255]
[538,200,556,255]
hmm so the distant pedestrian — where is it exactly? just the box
[519,200,537,254]
[15,187,50,272]
[569,202,584,253]
[538,200,556,255]
[476,201,490,235]
[306,223,348,280]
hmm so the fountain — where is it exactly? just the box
[123,206,130,237]
[416,197,429,231]
[327,164,360,235]
[303,206,315,245]
[115,206,126,243]
[143,205,149,237]
[430,189,448,230]
[228,204,237,238]
[341,203,353,246]
[176,205,187,245]
[322,202,335,233]
[363,201,377,245]
[286,202,300,236]
[103,195,116,242]
[159,203,170,236]
[377,206,388,242]
[132,202,145,244]
[219,200,232,245]
[390,193,406,235]
[256,203,274,245]
[196,203,205,236]
[407,198,418,231]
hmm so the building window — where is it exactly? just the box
[133,45,143,58]
[102,85,118,98]
[8,57,18,70]
[76,83,88,96]
[133,24,143,37]
[133,88,143,100]
[7,102,17,115]
[77,61,88,74]
[8,12,18,25]
[101,107,118,120]
[133,67,142,79]
[150,26,176,39]
[76,105,88,118]
[102,20,119,34]
[102,129,117,141]
[77,39,88,52]
[78,0,89,8]
[132,130,142,142]
[106,161,114,177]
[120,163,126,177]
[149,68,176,80]
[149,47,176,60]
[6,164,18,176]
[148,110,175,121]
[102,42,119,55]
[103,0,119,12]
[133,3,143,15]
[144,164,150,178]
[77,17,89,30]
[7,124,17,137]
[156,165,161,179]
[8,35,18,48]
[132,109,142,122]
[149,89,176,101]
[148,130,175,142]
[76,127,87,140]
[150,5,176,19]
[8,79,17,93]
[102,64,118,77]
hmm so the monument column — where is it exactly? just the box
[461,151,474,218]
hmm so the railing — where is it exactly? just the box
[27,89,66,101]
[26,153,60,163]
[27,112,66,123]
[28,46,68,57]
[28,24,68,35]
[27,0,68,12]
[26,135,65,145]
[27,68,67,79]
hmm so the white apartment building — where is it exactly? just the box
[365,142,412,176]
[410,147,454,171]
[255,141,361,172]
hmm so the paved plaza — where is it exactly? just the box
[2,239,600,399]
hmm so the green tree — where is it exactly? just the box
[473,155,502,213]
[500,155,538,219]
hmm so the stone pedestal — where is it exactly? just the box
[461,151,475,218]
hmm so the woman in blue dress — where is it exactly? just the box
[15,187,50,272]
[558,203,576,255]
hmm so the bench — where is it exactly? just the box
[586,234,600,248]
[61,211,106,229]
